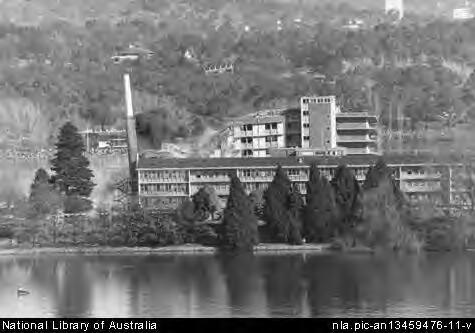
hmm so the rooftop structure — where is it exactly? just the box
[111,45,154,63]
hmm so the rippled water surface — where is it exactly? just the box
[1,252,475,317]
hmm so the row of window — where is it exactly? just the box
[240,135,280,143]
[140,171,187,180]
[302,97,333,104]
[140,184,188,193]
[239,123,280,132]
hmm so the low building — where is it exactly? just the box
[136,154,473,210]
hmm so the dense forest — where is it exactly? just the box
[1,0,475,148]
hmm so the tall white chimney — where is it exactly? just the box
[123,73,138,194]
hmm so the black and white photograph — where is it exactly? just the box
[1,0,475,321]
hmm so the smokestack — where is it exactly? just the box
[124,73,138,194]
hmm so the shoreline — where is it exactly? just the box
[0,243,333,256]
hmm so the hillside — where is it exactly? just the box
[1,0,475,151]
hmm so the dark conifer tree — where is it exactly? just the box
[219,174,259,251]
[287,184,304,245]
[28,168,62,218]
[303,162,336,242]
[263,165,292,243]
[50,122,95,213]
[331,164,361,237]
[363,157,404,205]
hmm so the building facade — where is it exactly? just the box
[336,112,379,155]
[300,96,380,155]
[300,96,337,149]
[136,155,475,210]
[229,114,286,157]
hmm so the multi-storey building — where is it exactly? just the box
[228,114,286,157]
[300,96,380,155]
[300,96,337,150]
[136,154,474,210]
[336,112,379,155]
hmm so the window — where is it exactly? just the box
[243,150,253,157]
[303,136,310,140]
[241,137,252,143]
[288,169,299,176]
[271,123,277,129]
[265,149,270,155]
[303,111,309,116]
[303,123,309,128]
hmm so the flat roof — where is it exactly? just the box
[231,115,284,126]
[137,153,469,170]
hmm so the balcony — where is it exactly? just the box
[336,112,377,119]
[239,143,254,149]
[337,135,376,142]
[190,175,230,183]
[265,142,280,148]
[336,123,376,130]
[139,177,188,184]
[400,172,442,180]
[240,176,274,182]
[342,147,379,155]
[261,128,282,135]
[140,191,188,197]
[400,183,442,193]
[288,175,309,181]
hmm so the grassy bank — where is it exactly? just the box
[0,242,331,257]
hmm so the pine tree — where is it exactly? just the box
[28,168,62,218]
[287,184,303,245]
[219,174,259,251]
[331,164,361,238]
[50,122,95,213]
[363,157,404,206]
[303,162,336,242]
[263,165,292,243]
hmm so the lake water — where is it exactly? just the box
[0,252,474,318]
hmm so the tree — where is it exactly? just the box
[192,185,222,221]
[363,157,405,206]
[263,165,292,243]
[287,184,304,245]
[219,174,259,251]
[249,189,265,219]
[28,168,62,218]
[360,179,422,252]
[50,122,95,213]
[331,165,361,240]
[303,162,336,243]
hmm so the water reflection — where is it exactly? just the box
[0,253,474,317]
